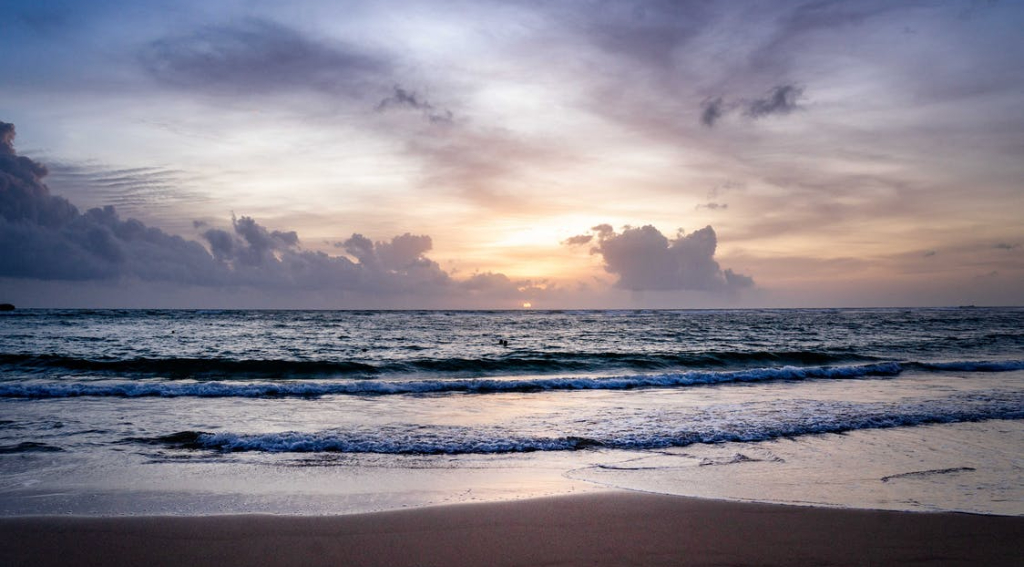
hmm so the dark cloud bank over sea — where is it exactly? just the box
[1,122,751,308]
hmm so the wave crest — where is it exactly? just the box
[0,362,902,399]
[136,393,1024,455]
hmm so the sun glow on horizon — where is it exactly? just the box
[2,0,1023,309]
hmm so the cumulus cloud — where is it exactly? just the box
[0,121,536,305]
[202,215,298,267]
[194,221,454,294]
[373,233,434,270]
[2,122,232,284]
[567,223,753,292]
[723,268,754,288]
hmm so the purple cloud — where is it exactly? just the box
[568,223,753,292]
[0,121,535,305]
[140,19,389,96]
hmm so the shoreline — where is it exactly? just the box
[2,491,1021,567]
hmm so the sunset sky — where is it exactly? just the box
[2,0,1022,308]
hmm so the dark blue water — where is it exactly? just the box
[2,308,1021,380]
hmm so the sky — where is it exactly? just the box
[1,0,1022,309]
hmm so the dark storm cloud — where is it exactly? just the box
[567,223,753,292]
[377,85,453,124]
[0,121,531,303]
[139,18,389,96]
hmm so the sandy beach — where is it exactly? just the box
[2,491,1021,567]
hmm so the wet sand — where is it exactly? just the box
[2,491,1021,566]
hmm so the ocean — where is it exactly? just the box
[1,308,1022,516]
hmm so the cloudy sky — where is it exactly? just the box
[1,0,1022,308]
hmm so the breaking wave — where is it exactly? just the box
[0,362,904,398]
[0,350,881,378]
[135,392,1024,455]
[2,359,1021,400]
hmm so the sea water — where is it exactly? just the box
[1,308,1021,515]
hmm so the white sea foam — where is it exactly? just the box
[0,362,907,398]
[148,391,1024,454]
[917,360,1024,372]
[5,359,1023,399]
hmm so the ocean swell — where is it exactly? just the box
[0,362,903,399]
[0,350,881,378]
[2,358,1020,400]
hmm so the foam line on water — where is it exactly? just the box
[0,362,904,398]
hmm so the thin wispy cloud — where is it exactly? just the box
[376,85,453,125]
[41,161,208,217]
[744,84,804,119]
[699,85,805,127]
[140,18,390,97]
